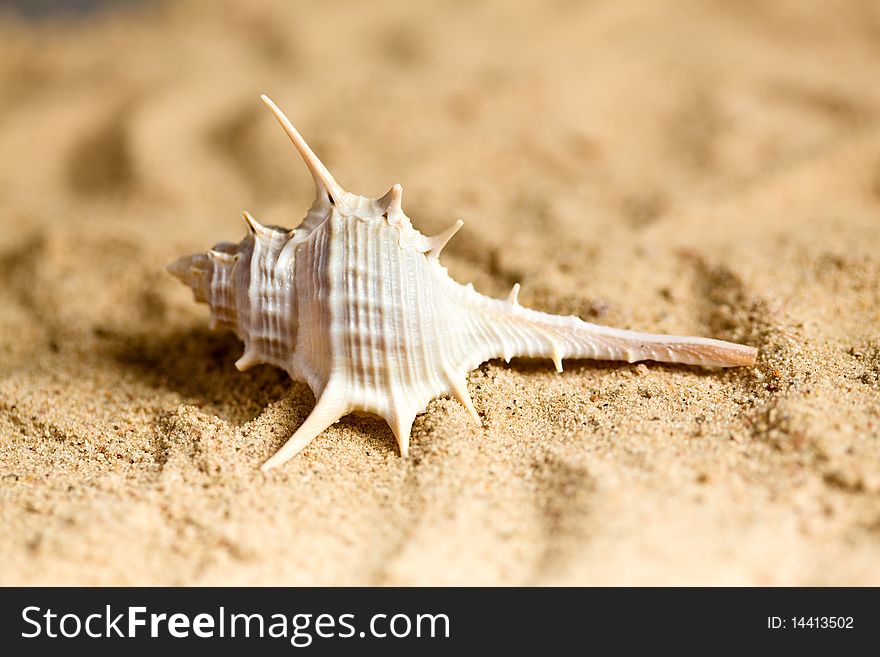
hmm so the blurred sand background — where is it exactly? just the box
[0,0,878,585]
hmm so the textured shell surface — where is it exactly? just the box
[169,95,758,471]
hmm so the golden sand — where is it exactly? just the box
[0,0,878,585]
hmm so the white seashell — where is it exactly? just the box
[169,95,758,471]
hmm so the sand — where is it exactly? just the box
[0,0,878,586]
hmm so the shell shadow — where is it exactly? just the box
[500,356,715,377]
[98,325,294,424]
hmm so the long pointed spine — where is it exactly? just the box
[260,95,345,204]
[261,390,350,471]
[463,293,757,369]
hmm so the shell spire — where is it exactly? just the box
[260,94,344,205]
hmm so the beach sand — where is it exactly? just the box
[0,0,878,585]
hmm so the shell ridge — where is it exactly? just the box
[289,218,333,394]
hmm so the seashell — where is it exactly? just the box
[168,95,758,471]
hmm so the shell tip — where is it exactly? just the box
[166,256,189,281]
[235,350,260,371]
[507,283,521,305]
[445,371,482,426]
[387,412,415,457]
[427,219,464,259]
[381,183,404,218]
[242,210,270,238]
